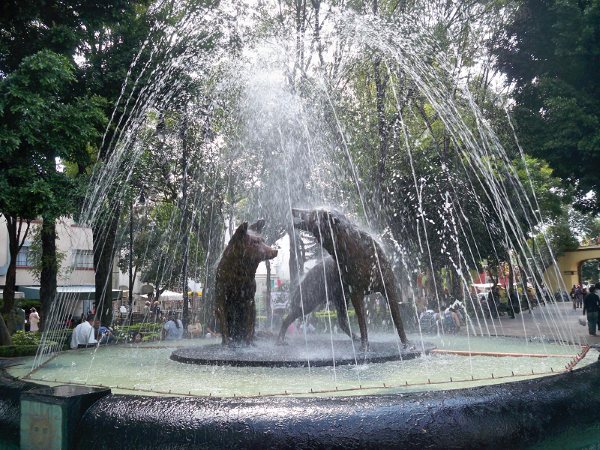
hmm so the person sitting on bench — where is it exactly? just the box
[70,313,98,349]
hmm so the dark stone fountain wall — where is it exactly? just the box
[2,360,599,449]
[0,369,38,446]
[75,361,600,450]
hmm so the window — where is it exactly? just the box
[16,246,32,267]
[72,250,94,270]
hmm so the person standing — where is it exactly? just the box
[152,301,162,322]
[582,285,600,336]
[596,283,600,332]
[15,306,25,331]
[575,285,584,309]
[29,307,40,332]
[487,286,501,318]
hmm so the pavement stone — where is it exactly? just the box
[467,300,600,346]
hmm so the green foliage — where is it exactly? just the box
[112,322,162,342]
[314,309,356,319]
[533,217,580,268]
[493,0,600,212]
[27,226,67,282]
[10,330,41,346]
[142,333,162,342]
[513,155,570,221]
[0,331,59,357]
[115,322,163,333]
[0,49,107,221]
[0,345,39,358]
[581,259,600,283]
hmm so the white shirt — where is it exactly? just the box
[119,305,127,313]
[163,320,183,340]
[70,321,98,349]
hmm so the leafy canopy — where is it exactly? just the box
[492,0,600,211]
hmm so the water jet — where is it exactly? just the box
[2,2,599,448]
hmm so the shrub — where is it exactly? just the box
[314,309,356,319]
[10,331,42,346]
[0,345,39,357]
[142,333,161,342]
[113,322,163,342]
[114,323,162,334]
[112,323,163,343]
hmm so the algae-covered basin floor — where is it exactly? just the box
[8,333,591,398]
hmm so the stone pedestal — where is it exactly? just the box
[20,385,111,450]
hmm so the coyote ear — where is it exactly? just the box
[249,219,265,233]
[233,222,248,240]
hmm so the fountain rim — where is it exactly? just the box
[2,358,599,449]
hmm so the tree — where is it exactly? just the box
[1,0,157,330]
[0,50,105,338]
[492,0,600,212]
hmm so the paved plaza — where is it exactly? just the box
[470,300,600,347]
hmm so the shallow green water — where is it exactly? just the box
[528,423,600,449]
[7,333,592,398]
[0,438,19,450]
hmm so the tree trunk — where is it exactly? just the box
[294,0,307,86]
[311,0,324,67]
[450,266,461,299]
[93,207,120,326]
[373,57,389,211]
[201,217,224,330]
[128,199,134,312]
[371,0,389,219]
[181,116,190,329]
[2,261,17,336]
[507,256,515,299]
[39,216,58,332]
[2,217,31,335]
[0,313,12,346]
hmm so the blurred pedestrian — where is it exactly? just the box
[29,307,40,332]
[582,285,600,336]
[162,311,183,340]
[575,285,584,309]
[152,301,162,322]
[14,305,25,331]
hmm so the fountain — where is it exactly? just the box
[1,1,599,448]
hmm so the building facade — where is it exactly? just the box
[0,217,122,319]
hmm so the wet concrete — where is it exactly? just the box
[0,370,39,446]
[75,360,600,449]
[484,301,600,346]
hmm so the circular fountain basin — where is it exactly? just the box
[1,334,598,449]
[6,333,590,398]
[170,337,435,367]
